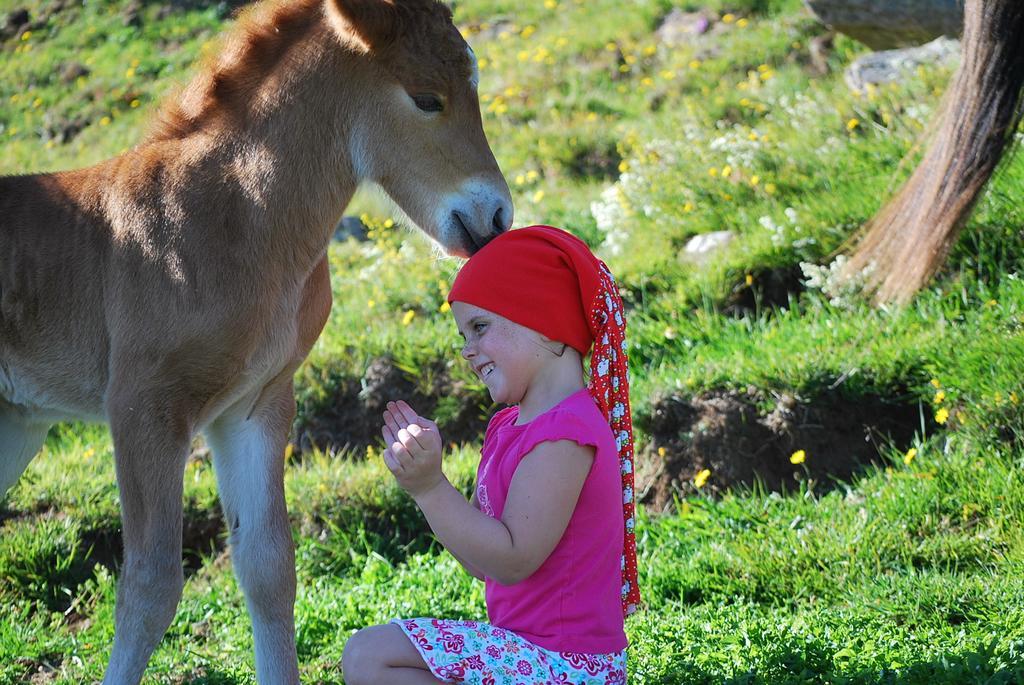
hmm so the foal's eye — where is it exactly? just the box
[411,94,444,113]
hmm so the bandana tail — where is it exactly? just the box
[587,262,640,617]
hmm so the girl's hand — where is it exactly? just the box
[381,400,445,497]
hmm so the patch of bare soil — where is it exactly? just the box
[636,387,924,510]
[78,504,226,582]
[11,654,62,685]
[293,355,491,455]
[723,264,806,316]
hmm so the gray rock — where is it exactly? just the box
[655,9,711,46]
[804,0,963,50]
[682,230,735,262]
[845,36,960,92]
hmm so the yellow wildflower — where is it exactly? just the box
[402,310,416,325]
[749,175,760,186]
[689,59,701,70]
[384,218,394,228]
[130,99,140,108]
[846,118,860,131]
[745,274,753,286]
[694,469,711,488]
[737,18,749,27]
[790,450,806,465]
[930,378,941,388]
[903,448,917,465]
[544,0,557,8]
[1011,392,1019,405]
[708,167,719,177]
[934,390,946,404]
[284,443,294,460]
[935,407,949,425]
[21,30,32,41]
[125,68,136,79]
[722,13,735,23]
[683,201,694,212]
[765,183,777,194]
[721,164,732,177]
[618,160,630,173]
[100,116,111,126]
[82,447,96,460]
[521,25,536,38]
[532,190,545,203]
[439,301,451,313]
[657,447,667,458]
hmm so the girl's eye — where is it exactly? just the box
[411,94,444,113]
[474,322,486,333]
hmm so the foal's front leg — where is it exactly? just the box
[205,375,301,685]
[103,393,191,685]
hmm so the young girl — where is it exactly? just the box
[342,225,639,685]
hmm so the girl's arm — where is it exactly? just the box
[381,401,593,585]
[443,492,486,580]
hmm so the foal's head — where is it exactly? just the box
[328,0,513,256]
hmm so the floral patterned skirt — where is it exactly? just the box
[392,618,626,684]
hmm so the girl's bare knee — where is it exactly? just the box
[341,626,383,685]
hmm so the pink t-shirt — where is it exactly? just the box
[475,387,627,654]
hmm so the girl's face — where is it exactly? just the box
[451,301,555,405]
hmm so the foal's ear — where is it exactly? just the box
[328,0,399,52]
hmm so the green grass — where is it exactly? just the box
[3,0,1024,681]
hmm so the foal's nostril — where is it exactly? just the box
[492,205,509,236]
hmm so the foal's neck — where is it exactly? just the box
[151,18,362,273]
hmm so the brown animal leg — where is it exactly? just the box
[0,403,49,496]
[103,394,191,685]
[204,374,301,685]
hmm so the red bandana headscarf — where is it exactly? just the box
[447,225,640,617]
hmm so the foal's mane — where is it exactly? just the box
[148,0,324,142]
[147,0,458,143]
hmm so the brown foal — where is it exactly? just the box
[0,0,512,682]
